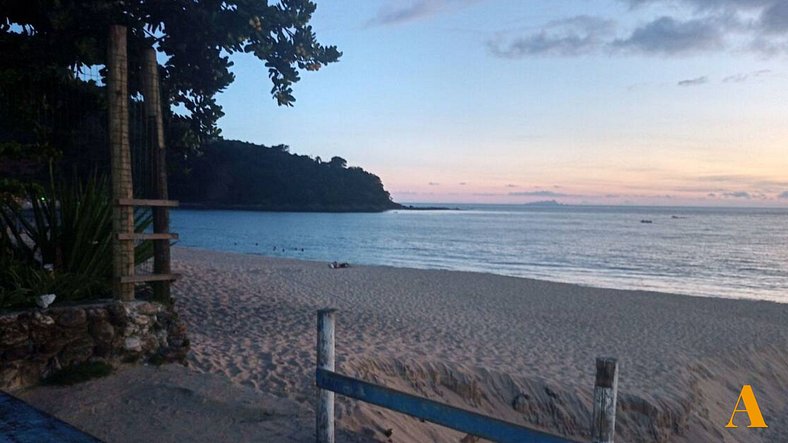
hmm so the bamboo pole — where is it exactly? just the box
[591,357,619,443]
[108,25,135,301]
[141,48,171,302]
[316,309,337,443]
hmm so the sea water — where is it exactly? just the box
[171,205,788,302]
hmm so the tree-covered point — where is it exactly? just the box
[170,140,402,212]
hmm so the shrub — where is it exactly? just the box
[0,175,153,309]
[44,361,114,386]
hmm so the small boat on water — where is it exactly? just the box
[640,219,653,224]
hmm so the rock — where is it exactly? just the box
[108,303,129,327]
[0,361,38,390]
[0,318,29,347]
[30,320,60,344]
[86,308,109,321]
[141,336,159,354]
[56,309,87,328]
[60,337,96,365]
[35,293,56,309]
[35,340,65,358]
[0,363,22,389]
[1,300,189,389]
[89,320,115,343]
[135,302,160,316]
[124,337,143,353]
[32,311,55,327]
[2,343,34,361]
[93,342,112,358]
[130,313,151,327]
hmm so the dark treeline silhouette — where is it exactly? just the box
[2,0,340,197]
[170,139,401,212]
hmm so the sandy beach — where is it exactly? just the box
[18,247,788,442]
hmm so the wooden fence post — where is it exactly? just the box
[141,48,171,302]
[108,24,135,301]
[317,309,337,443]
[591,357,619,443]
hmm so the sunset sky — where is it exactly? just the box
[217,0,788,206]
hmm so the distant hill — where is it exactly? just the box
[522,200,564,207]
[169,139,401,212]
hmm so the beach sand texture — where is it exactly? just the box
[18,247,788,442]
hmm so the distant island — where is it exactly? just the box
[521,200,564,207]
[170,139,404,212]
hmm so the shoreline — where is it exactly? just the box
[178,245,788,306]
[18,246,788,442]
[176,203,457,213]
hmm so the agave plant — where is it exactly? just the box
[0,174,153,307]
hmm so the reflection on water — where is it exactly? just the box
[172,205,788,302]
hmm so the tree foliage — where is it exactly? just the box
[0,0,341,164]
[170,139,401,212]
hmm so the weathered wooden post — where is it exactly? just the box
[108,24,135,301]
[317,309,337,443]
[141,47,171,302]
[591,357,619,443]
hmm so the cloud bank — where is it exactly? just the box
[367,0,479,27]
[678,76,708,86]
[488,0,788,58]
[723,69,771,83]
[488,16,615,57]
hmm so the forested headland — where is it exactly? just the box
[170,139,401,212]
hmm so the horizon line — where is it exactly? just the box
[399,201,788,210]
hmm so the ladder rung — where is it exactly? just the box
[116,198,179,207]
[117,233,178,241]
[119,274,180,284]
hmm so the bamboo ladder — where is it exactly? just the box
[108,25,178,301]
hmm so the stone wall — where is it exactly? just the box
[0,300,189,390]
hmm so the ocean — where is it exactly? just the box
[171,205,788,303]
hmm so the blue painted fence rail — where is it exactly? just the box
[0,391,101,443]
[315,309,618,443]
[316,368,579,443]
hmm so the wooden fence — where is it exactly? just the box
[107,25,178,302]
[315,309,619,443]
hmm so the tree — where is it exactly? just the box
[1,0,341,160]
[328,156,347,168]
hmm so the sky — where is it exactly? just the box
[216,0,788,206]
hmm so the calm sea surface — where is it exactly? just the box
[172,205,788,302]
